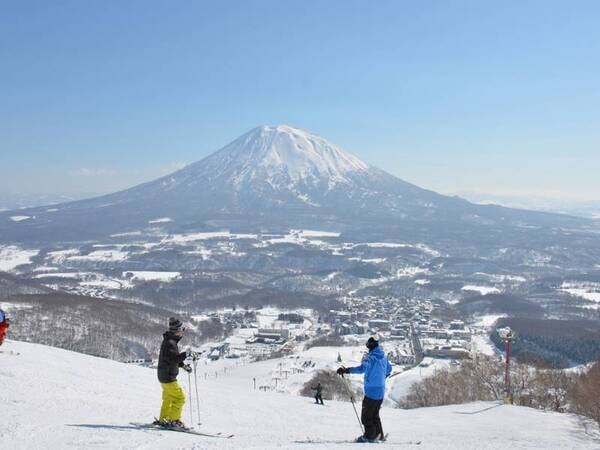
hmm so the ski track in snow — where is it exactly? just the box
[1,340,598,449]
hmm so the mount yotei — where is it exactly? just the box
[1,124,594,243]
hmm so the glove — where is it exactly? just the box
[336,366,348,375]
[182,364,192,373]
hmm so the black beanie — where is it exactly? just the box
[168,317,183,332]
[366,336,379,350]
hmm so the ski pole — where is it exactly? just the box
[341,373,364,435]
[193,356,201,425]
[187,369,193,427]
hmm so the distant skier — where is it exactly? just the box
[155,317,192,429]
[337,336,392,443]
[0,309,9,346]
[311,381,324,405]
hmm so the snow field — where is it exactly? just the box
[0,246,39,271]
[9,215,32,222]
[122,271,181,282]
[559,282,600,307]
[0,340,598,449]
[461,285,502,296]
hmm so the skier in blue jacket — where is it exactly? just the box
[337,336,392,443]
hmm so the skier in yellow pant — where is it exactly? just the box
[159,381,186,423]
[155,317,192,429]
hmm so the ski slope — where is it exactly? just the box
[0,340,598,449]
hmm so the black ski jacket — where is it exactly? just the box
[157,331,187,383]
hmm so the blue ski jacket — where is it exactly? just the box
[347,346,392,400]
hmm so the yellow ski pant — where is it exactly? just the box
[159,381,185,422]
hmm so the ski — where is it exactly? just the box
[294,437,420,445]
[130,422,234,439]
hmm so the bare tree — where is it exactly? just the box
[571,361,600,425]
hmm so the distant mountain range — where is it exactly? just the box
[0,192,98,212]
[458,192,600,220]
[0,125,597,244]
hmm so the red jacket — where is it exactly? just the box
[0,320,8,341]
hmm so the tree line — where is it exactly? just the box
[400,354,600,426]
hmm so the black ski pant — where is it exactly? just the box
[315,393,324,404]
[361,396,383,440]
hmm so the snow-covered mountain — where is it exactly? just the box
[191,125,370,188]
[0,124,591,243]
[2,339,598,449]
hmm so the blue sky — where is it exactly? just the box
[1,1,599,201]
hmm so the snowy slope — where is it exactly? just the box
[185,125,370,187]
[1,340,598,449]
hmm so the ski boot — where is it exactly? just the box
[152,418,170,427]
[356,435,377,443]
[169,420,190,431]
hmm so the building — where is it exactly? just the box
[368,319,391,331]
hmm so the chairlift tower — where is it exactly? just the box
[497,327,515,404]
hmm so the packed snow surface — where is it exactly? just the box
[2,340,598,449]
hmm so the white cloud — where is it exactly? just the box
[160,161,188,175]
[69,168,117,177]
